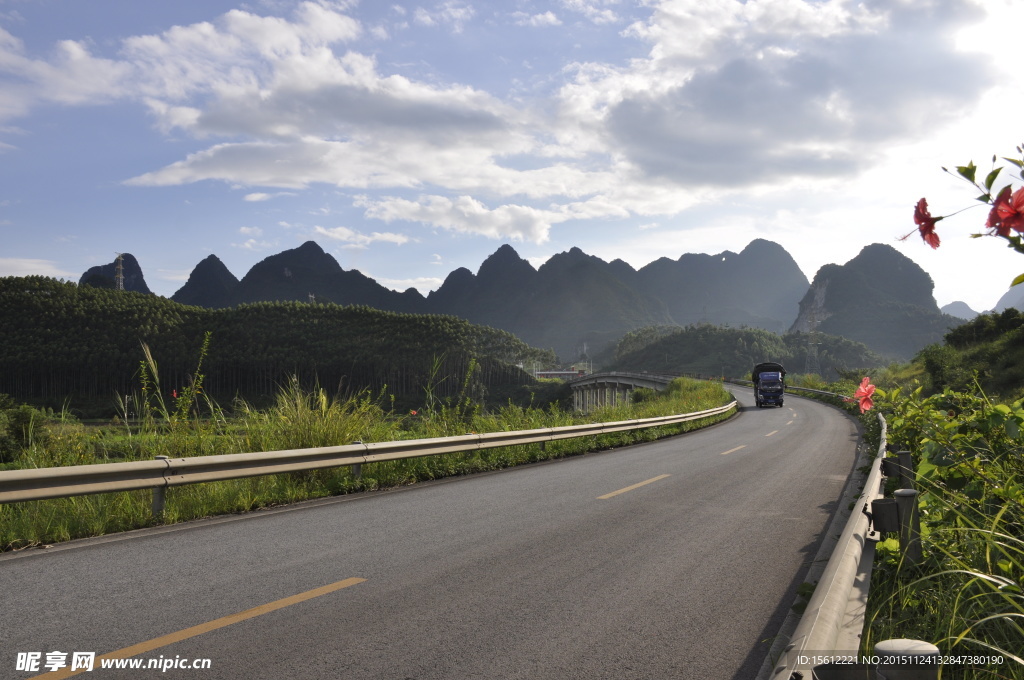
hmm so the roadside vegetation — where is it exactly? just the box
[863,385,1023,677]
[794,308,1024,677]
[0,369,734,551]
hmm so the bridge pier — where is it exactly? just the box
[569,372,679,413]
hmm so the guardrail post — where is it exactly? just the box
[874,639,939,679]
[870,498,900,534]
[152,455,169,521]
[351,441,363,480]
[894,489,922,567]
[896,450,915,489]
[880,457,901,478]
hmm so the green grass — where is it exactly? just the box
[0,376,734,551]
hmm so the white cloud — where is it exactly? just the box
[244,191,294,201]
[1,0,1009,284]
[371,274,444,293]
[0,258,75,278]
[233,238,277,251]
[155,268,193,283]
[0,27,132,122]
[313,225,410,246]
[414,2,475,32]
[239,226,263,236]
[513,11,562,27]
[357,194,587,242]
[120,3,361,102]
[563,0,992,187]
[561,0,619,25]
[0,2,361,127]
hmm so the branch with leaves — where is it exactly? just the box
[904,143,1024,288]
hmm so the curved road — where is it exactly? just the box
[1,387,860,679]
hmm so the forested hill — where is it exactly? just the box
[0,276,553,408]
[609,324,881,379]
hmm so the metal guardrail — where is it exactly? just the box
[0,402,737,505]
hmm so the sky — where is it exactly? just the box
[2,0,1024,314]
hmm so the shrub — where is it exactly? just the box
[0,396,51,464]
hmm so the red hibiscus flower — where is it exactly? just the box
[853,377,875,414]
[904,198,941,249]
[987,185,1024,237]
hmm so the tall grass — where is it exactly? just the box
[0,376,734,551]
[862,386,1024,679]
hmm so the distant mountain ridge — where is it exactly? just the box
[78,239,961,362]
[635,239,807,330]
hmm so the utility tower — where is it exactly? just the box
[804,308,821,376]
[114,253,125,291]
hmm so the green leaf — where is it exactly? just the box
[917,456,940,478]
[985,167,1002,190]
[957,162,978,183]
[1011,272,1024,287]
[977,193,992,203]
[1003,156,1024,169]
[876,537,900,553]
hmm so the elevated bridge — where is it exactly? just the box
[568,371,686,411]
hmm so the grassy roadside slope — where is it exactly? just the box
[1,377,734,551]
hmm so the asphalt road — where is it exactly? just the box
[1,387,861,680]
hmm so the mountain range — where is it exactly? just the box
[79,239,970,363]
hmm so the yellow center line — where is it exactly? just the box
[31,577,367,679]
[786,420,794,426]
[719,445,746,456]
[765,430,779,437]
[598,474,671,499]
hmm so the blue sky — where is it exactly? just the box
[2,0,1023,313]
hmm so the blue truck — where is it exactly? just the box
[752,362,786,408]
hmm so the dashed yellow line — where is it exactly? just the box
[30,577,367,679]
[765,430,779,437]
[598,474,671,499]
[719,446,746,456]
